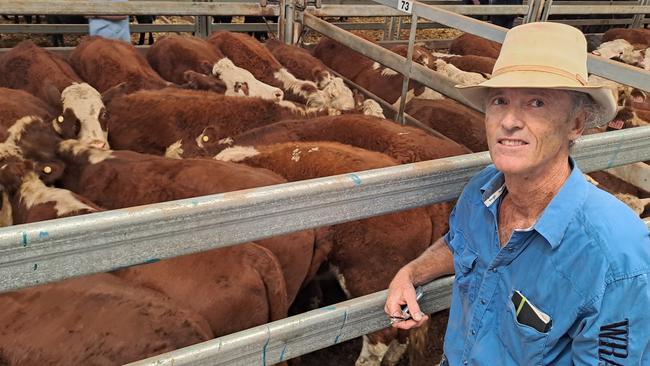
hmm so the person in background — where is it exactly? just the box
[88,0,131,43]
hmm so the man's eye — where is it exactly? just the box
[491,97,506,105]
[530,99,545,107]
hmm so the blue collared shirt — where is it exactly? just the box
[443,159,650,365]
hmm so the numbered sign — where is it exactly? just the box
[397,0,413,14]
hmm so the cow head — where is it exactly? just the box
[53,83,110,149]
[320,77,356,111]
[592,39,634,59]
[6,116,67,184]
[182,70,228,94]
[212,58,284,102]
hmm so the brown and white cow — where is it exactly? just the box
[215,141,434,366]
[265,39,356,111]
[602,28,650,47]
[106,88,314,155]
[0,273,213,365]
[0,41,110,148]
[147,35,284,101]
[70,36,171,93]
[207,31,328,109]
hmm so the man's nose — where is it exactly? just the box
[499,107,524,130]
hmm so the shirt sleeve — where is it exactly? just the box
[571,273,650,365]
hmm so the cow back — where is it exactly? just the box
[147,35,224,85]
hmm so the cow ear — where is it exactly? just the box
[36,160,65,184]
[43,83,62,109]
[54,109,81,139]
[102,82,130,106]
[353,89,365,109]
[198,60,213,75]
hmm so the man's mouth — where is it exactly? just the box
[498,138,528,146]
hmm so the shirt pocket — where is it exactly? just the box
[453,240,479,302]
[497,294,549,366]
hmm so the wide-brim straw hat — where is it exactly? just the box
[456,22,617,128]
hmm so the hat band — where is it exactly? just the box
[491,65,588,86]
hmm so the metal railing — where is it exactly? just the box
[0,1,650,365]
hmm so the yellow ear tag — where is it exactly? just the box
[202,135,210,142]
[43,166,53,174]
[57,116,64,123]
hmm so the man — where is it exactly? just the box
[87,0,131,43]
[385,22,650,365]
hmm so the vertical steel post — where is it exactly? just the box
[194,0,210,37]
[631,0,649,28]
[396,13,419,124]
[539,0,554,22]
[523,0,542,23]
[284,0,295,44]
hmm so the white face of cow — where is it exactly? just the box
[593,39,634,59]
[55,83,110,149]
[212,58,284,102]
[321,77,355,111]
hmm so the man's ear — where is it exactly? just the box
[569,108,587,141]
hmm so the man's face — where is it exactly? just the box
[485,88,584,177]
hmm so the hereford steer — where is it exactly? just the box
[449,33,502,58]
[146,35,284,101]
[0,273,213,365]
[431,59,487,86]
[13,125,316,306]
[313,36,376,80]
[266,39,356,111]
[406,98,488,152]
[0,40,82,105]
[0,159,100,224]
[107,88,313,155]
[0,42,110,147]
[70,36,171,93]
[216,141,434,366]
[438,54,496,76]
[208,31,327,108]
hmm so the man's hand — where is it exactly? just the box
[385,268,428,330]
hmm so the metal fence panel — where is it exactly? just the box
[1,126,649,294]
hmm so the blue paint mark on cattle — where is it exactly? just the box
[33,264,38,271]
[38,231,49,239]
[261,325,271,366]
[334,309,349,344]
[22,232,28,247]
[279,344,288,361]
[349,174,362,185]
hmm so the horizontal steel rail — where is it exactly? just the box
[308,4,527,16]
[0,1,279,16]
[128,276,456,366]
[548,4,650,14]
[1,126,649,294]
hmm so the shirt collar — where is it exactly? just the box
[479,158,589,249]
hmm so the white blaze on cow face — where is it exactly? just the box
[593,39,634,59]
[361,99,385,118]
[59,139,114,165]
[19,171,98,216]
[212,58,284,102]
[273,68,328,109]
[213,146,259,162]
[59,83,110,149]
[321,77,355,111]
[433,59,486,86]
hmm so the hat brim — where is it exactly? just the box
[456,70,618,128]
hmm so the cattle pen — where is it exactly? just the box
[1,0,650,365]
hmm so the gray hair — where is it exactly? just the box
[569,91,607,129]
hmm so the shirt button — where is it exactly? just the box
[480,298,487,305]
[507,247,514,252]
[471,329,476,335]
[492,267,497,272]
[463,360,468,365]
